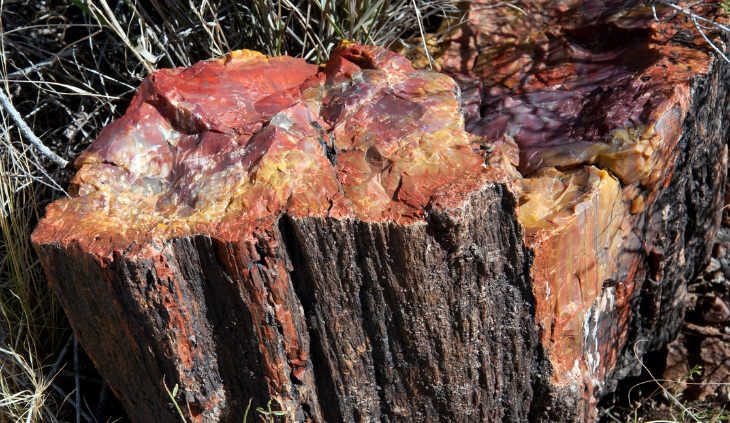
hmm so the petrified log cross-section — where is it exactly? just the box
[32,2,729,422]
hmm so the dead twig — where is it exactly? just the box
[411,0,433,69]
[653,0,730,62]
[0,90,68,168]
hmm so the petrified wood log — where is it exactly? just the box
[437,2,729,420]
[32,2,729,422]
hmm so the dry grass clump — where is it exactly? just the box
[0,105,64,423]
[0,34,72,419]
[82,0,463,70]
[0,346,56,423]
[1,1,133,420]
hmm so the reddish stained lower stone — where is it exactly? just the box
[664,324,730,402]
[521,166,626,379]
[439,0,726,418]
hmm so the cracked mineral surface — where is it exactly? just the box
[32,2,730,421]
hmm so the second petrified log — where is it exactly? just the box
[32,2,729,422]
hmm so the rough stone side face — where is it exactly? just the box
[280,182,537,422]
[436,1,730,420]
[36,180,541,423]
[36,226,321,422]
[602,54,730,394]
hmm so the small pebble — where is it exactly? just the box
[707,258,721,273]
[703,296,730,323]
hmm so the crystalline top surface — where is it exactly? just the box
[33,45,489,255]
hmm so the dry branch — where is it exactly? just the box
[0,91,68,168]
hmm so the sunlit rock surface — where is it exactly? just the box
[34,44,520,423]
[44,47,485,253]
[439,0,728,419]
[32,1,729,421]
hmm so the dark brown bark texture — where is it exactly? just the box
[32,1,730,422]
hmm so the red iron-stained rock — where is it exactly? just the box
[32,2,730,421]
[34,44,511,422]
[439,0,729,420]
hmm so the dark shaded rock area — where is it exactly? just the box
[662,219,730,404]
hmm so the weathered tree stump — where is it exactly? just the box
[32,2,729,422]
